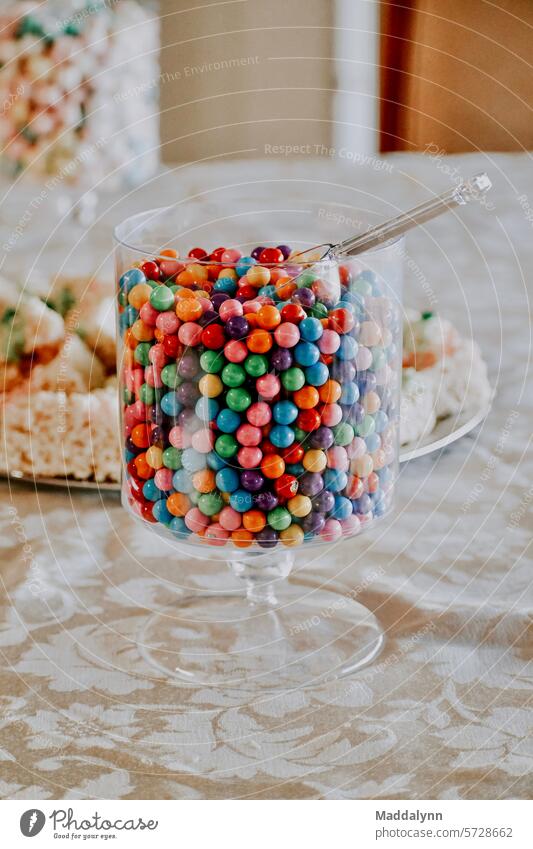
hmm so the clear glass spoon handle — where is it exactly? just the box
[332,172,492,257]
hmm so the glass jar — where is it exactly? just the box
[115,193,403,688]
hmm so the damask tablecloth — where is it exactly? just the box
[0,153,531,800]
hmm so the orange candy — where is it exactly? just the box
[247,266,271,287]
[124,328,137,350]
[192,469,216,493]
[131,319,154,342]
[274,277,297,300]
[176,298,203,321]
[188,263,208,283]
[176,269,195,287]
[231,528,254,548]
[133,453,154,479]
[242,510,266,533]
[256,305,281,330]
[293,386,319,409]
[160,248,178,258]
[166,492,191,517]
[247,328,272,353]
[218,267,237,281]
[318,379,342,403]
[261,454,285,479]
[131,424,151,448]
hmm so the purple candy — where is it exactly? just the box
[149,426,165,447]
[312,489,335,514]
[353,493,373,514]
[310,426,334,450]
[177,350,199,378]
[240,470,264,492]
[149,403,163,424]
[251,246,265,261]
[302,512,325,535]
[226,315,249,339]
[270,347,293,371]
[358,372,377,394]
[299,472,324,497]
[125,436,137,454]
[293,287,315,308]
[256,527,278,548]
[332,360,356,382]
[342,402,364,425]
[276,244,291,259]
[211,293,230,310]
[198,309,218,327]
[254,490,278,512]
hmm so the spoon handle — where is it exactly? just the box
[332,172,492,257]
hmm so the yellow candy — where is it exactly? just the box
[280,525,305,547]
[128,282,152,310]
[287,494,312,517]
[303,449,327,473]
[199,374,223,397]
[188,263,208,283]
[145,446,163,469]
[351,454,373,478]
[247,265,271,287]
[218,267,237,281]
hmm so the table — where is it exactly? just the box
[0,153,532,800]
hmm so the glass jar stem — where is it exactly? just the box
[229,549,295,607]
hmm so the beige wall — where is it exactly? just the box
[159,0,335,163]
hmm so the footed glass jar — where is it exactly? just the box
[115,194,403,688]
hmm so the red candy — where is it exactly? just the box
[141,260,160,281]
[201,324,226,349]
[259,247,284,264]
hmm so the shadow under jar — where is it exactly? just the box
[115,194,403,690]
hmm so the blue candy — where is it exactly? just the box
[305,362,329,386]
[216,467,239,493]
[181,448,207,472]
[340,382,359,405]
[324,468,348,493]
[216,408,241,433]
[331,495,352,520]
[143,479,161,501]
[153,500,173,524]
[195,397,219,422]
[273,400,298,424]
[270,424,295,448]
[169,516,191,536]
[160,391,182,416]
[300,316,323,342]
[294,340,320,367]
[206,450,227,471]
[236,256,256,277]
[172,469,195,493]
[230,489,254,512]
[338,335,358,360]
[374,411,389,433]
[120,267,146,291]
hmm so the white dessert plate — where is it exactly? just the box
[0,399,492,492]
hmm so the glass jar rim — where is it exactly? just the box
[113,203,405,264]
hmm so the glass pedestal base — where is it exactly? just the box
[137,579,385,690]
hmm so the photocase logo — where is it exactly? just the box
[20,809,46,837]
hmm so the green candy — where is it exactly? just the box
[281,367,305,392]
[268,506,292,531]
[293,427,308,444]
[226,387,251,412]
[134,342,151,366]
[296,271,316,288]
[200,350,224,373]
[215,433,238,458]
[308,302,328,320]
[355,416,375,439]
[371,346,387,370]
[162,447,182,470]
[352,278,373,297]
[118,290,128,307]
[221,363,246,387]
[333,421,355,445]
[198,491,224,516]
[139,383,155,405]
[149,285,174,311]
[244,354,268,377]
[161,364,181,388]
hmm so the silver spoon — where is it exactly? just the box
[292,172,492,261]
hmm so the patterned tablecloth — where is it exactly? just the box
[0,153,531,800]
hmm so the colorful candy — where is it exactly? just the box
[118,241,399,548]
